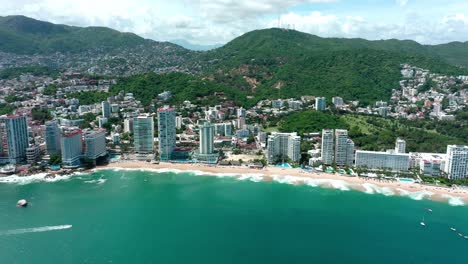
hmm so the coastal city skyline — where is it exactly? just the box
[0,4,467,263]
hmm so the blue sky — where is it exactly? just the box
[1,0,467,45]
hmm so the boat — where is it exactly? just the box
[16,199,28,207]
[420,216,426,226]
[451,227,457,231]
[464,236,468,239]
[425,208,433,212]
[458,233,463,237]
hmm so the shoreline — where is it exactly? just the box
[97,161,468,206]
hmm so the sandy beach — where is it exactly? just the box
[99,161,468,205]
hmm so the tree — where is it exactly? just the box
[49,154,62,165]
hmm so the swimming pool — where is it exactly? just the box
[277,163,292,169]
[399,178,415,183]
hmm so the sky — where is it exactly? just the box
[1,0,468,45]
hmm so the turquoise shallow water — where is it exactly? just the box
[1,169,468,264]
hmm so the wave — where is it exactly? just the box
[0,225,72,235]
[362,183,395,196]
[0,173,75,185]
[441,195,465,206]
[73,167,468,206]
[396,188,434,201]
[84,178,107,185]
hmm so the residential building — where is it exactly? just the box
[266,132,301,164]
[445,145,468,180]
[0,115,29,164]
[98,117,108,128]
[133,115,155,154]
[199,122,214,155]
[83,130,107,160]
[102,101,111,118]
[26,145,41,164]
[355,150,410,171]
[194,122,218,163]
[395,138,406,154]
[45,120,61,155]
[123,118,133,133]
[335,129,354,166]
[321,129,334,165]
[272,100,284,109]
[315,97,326,111]
[346,139,355,166]
[175,116,183,129]
[237,107,246,118]
[157,106,176,160]
[411,153,446,176]
[61,128,83,168]
[332,97,344,107]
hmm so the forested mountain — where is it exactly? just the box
[1,16,467,104]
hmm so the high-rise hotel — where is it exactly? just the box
[133,115,155,154]
[157,106,176,161]
[0,115,29,164]
[267,132,301,164]
[445,145,468,180]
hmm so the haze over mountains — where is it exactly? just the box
[1,15,467,104]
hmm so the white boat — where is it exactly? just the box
[458,233,463,237]
[450,227,456,231]
[425,208,433,212]
[420,216,426,226]
[464,236,468,239]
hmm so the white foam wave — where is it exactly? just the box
[0,173,74,185]
[396,188,433,200]
[97,167,465,206]
[84,178,107,185]
[0,225,72,235]
[442,195,465,206]
[361,183,394,196]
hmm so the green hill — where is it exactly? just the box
[0,15,150,54]
[196,28,468,105]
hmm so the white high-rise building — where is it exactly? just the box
[123,118,133,133]
[194,122,219,163]
[102,101,111,118]
[199,122,214,155]
[133,115,155,154]
[335,129,349,166]
[157,106,176,160]
[355,150,410,171]
[83,130,107,160]
[445,145,468,180]
[395,138,406,154]
[175,116,183,129]
[315,97,326,111]
[321,129,334,165]
[61,128,83,168]
[0,115,29,164]
[267,132,301,164]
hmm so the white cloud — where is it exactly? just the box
[396,0,409,7]
[0,0,467,45]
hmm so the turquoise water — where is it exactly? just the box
[1,169,468,263]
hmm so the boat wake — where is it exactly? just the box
[0,225,72,235]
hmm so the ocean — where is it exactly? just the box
[0,169,467,264]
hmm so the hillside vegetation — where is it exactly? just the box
[197,29,468,105]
